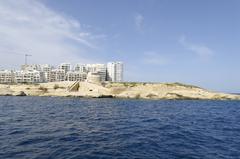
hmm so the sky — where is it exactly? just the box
[0,0,239,92]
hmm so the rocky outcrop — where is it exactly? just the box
[0,81,239,100]
[13,91,27,96]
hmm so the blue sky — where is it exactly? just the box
[0,0,239,92]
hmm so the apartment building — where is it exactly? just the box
[107,62,123,82]
[0,61,123,84]
[14,70,44,83]
[74,64,87,73]
[59,63,71,73]
[0,70,14,83]
[49,69,65,82]
[41,64,54,82]
[66,71,87,81]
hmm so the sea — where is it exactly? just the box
[0,96,240,159]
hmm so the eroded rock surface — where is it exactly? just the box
[0,82,239,100]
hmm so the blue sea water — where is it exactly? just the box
[0,97,240,159]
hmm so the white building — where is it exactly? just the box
[41,64,54,72]
[86,64,107,81]
[107,62,123,82]
[74,64,87,73]
[21,64,42,71]
[40,64,54,82]
[0,62,123,83]
[14,70,44,83]
[0,70,14,83]
[66,71,87,81]
[59,63,71,73]
[50,69,65,82]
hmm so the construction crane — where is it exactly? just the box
[0,51,32,65]
[24,54,32,65]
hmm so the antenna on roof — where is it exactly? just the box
[25,54,32,65]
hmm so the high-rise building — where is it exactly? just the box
[59,63,71,73]
[107,62,123,82]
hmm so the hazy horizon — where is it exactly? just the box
[0,0,239,93]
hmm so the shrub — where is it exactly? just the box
[122,82,138,87]
[39,86,48,93]
[53,84,60,90]
[135,94,141,99]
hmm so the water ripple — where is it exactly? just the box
[0,97,240,159]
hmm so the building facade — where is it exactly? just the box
[86,64,107,81]
[66,71,87,81]
[107,62,123,82]
[41,64,54,82]
[0,70,15,83]
[0,61,123,84]
[74,64,87,73]
[49,69,65,82]
[14,70,44,83]
[59,63,71,73]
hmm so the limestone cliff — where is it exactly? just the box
[0,81,239,100]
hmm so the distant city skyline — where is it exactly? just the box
[0,62,123,83]
[0,0,239,92]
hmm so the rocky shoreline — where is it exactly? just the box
[0,81,239,100]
